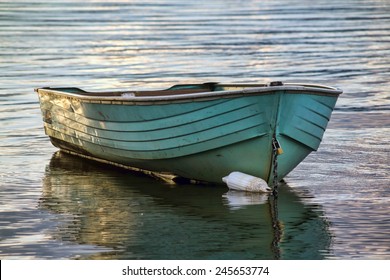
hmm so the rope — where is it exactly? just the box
[272,137,279,197]
[269,135,282,259]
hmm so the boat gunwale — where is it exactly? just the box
[35,83,342,104]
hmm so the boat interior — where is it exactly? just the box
[40,82,269,97]
[37,82,340,98]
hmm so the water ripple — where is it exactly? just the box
[0,0,389,259]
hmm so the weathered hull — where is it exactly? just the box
[36,82,341,184]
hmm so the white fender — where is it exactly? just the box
[222,171,271,193]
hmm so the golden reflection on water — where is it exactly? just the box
[38,152,331,259]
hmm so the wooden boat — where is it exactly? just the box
[36,81,342,185]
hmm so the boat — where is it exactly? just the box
[35,81,342,185]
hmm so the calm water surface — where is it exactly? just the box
[0,0,389,259]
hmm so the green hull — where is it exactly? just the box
[36,82,341,184]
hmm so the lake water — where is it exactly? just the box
[0,0,389,260]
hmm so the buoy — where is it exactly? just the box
[222,172,271,193]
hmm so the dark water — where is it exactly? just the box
[0,0,389,259]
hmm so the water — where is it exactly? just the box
[0,0,389,260]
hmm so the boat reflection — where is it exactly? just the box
[222,191,269,210]
[40,151,331,259]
